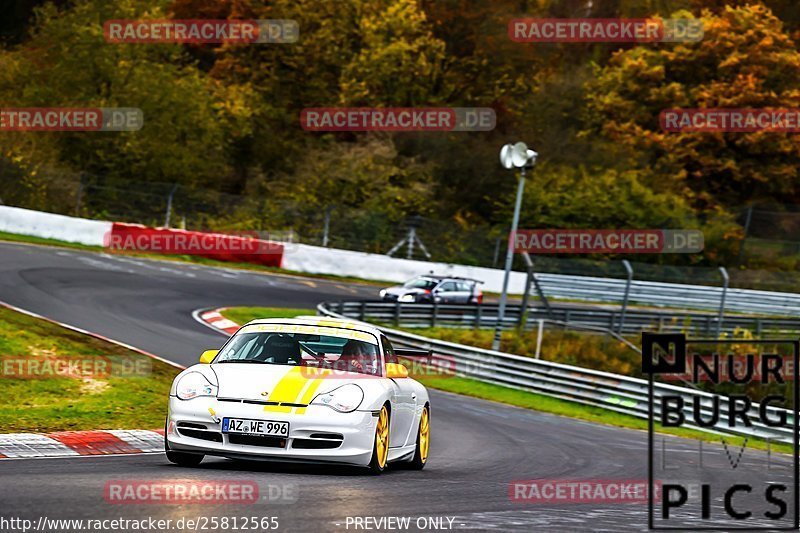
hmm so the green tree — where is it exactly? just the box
[0,0,254,190]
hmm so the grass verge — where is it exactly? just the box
[0,305,181,432]
[220,306,315,325]
[396,325,642,377]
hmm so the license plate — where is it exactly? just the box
[221,417,289,436]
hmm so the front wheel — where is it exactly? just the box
[367,405,390,475]
[408,405,430,470]
[166,450,204,467]
[165,430,204,467]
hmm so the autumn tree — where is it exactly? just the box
[586,4,800,207]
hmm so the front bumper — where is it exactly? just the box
[166,396,376,466]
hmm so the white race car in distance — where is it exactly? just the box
[166,317,431,474]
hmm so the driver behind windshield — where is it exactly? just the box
[338,339,379,375]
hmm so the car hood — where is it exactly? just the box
[210,363,367,403]
[385,286,424,295]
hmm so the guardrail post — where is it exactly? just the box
[535,319,544,359]
[359,301,366,321]
[475,305,482,330]
[717,266,729,338]
[618,260,633,334]
[432,301,438,328]
[756,317,762,337]
[394,302,401,327]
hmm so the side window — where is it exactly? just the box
[439,281,457,292]
[381,335,398,364]
[457,281,472,292]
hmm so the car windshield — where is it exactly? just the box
[403,278,437,290]
[215,324,382,376]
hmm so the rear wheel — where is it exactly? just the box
[408,405,430,470]
[367,405,390,475]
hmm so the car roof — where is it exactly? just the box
[243,316,384,338]
[412,275,481,283]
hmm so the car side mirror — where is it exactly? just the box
[385,362,409,379]
[199,349,219,364]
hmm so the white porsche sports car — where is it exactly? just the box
[165,316,431,474]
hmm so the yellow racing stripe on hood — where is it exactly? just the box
[294,373,330,414]
[263,366,308,413]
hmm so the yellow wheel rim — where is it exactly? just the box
[375,406,389,468]
[419,407,430,462]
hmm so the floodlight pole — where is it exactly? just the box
[492,166,526,351]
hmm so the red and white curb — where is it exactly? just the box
[193,308,240,335]
[0,303,234,460]
[0,430,164,459]
[0,300,183,460]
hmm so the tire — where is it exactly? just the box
[408,405,430,470]
[164,425,204,467]
[166,450,204,467]
[367,405,390,475]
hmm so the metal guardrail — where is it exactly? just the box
[327,301,800,337]
[318,302,795,444]
[535,272,800,317]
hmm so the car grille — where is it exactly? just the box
[228,434,287,448]
[176,422,223,443]
[292,433,343,450]
[217,398,308,408]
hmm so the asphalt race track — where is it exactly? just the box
[0,241,796,532]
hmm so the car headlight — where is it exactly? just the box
[311,384,364,413]
[176,372,218,400]
[398,294,415,302]
[379,289,387,298]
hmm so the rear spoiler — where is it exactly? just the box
[395,348,433,357]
